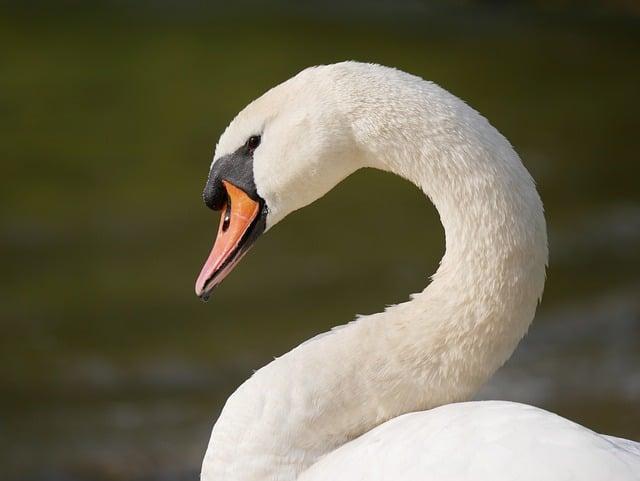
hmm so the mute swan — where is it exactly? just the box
[194,62,640,481]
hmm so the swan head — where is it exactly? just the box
[195,65,361,299]
[194,62,548,302]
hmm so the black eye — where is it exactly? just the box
[246,135,261,153]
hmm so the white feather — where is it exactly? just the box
[300,401,640,481]
[201,62,639,481]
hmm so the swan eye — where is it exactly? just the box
[246,135,261,153]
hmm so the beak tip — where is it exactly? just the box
[195,287,211,302]
[195,276,215,301]
[194,280,206,298]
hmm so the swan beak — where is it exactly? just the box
[195,180,262,300]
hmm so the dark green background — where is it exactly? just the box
[1,2,639,480]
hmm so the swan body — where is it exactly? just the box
[299,401,640,481]
[195,62,640,480]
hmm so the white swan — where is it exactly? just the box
[194,62,640,481]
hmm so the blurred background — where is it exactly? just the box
[1,1,639,480]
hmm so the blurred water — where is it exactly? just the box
[1,4,639,480]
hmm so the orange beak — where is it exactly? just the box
[195,180,262,300]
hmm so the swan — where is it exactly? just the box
[194,62,640,481]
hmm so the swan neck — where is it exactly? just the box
[201,67,548,481]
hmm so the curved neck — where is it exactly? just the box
[201,73,547,481]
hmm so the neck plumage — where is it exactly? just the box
[201,74,548,481]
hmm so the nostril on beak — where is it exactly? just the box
[222,202,231,231]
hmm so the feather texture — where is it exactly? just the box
[200,62,638,481]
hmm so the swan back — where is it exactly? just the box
[299,401,640,481]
